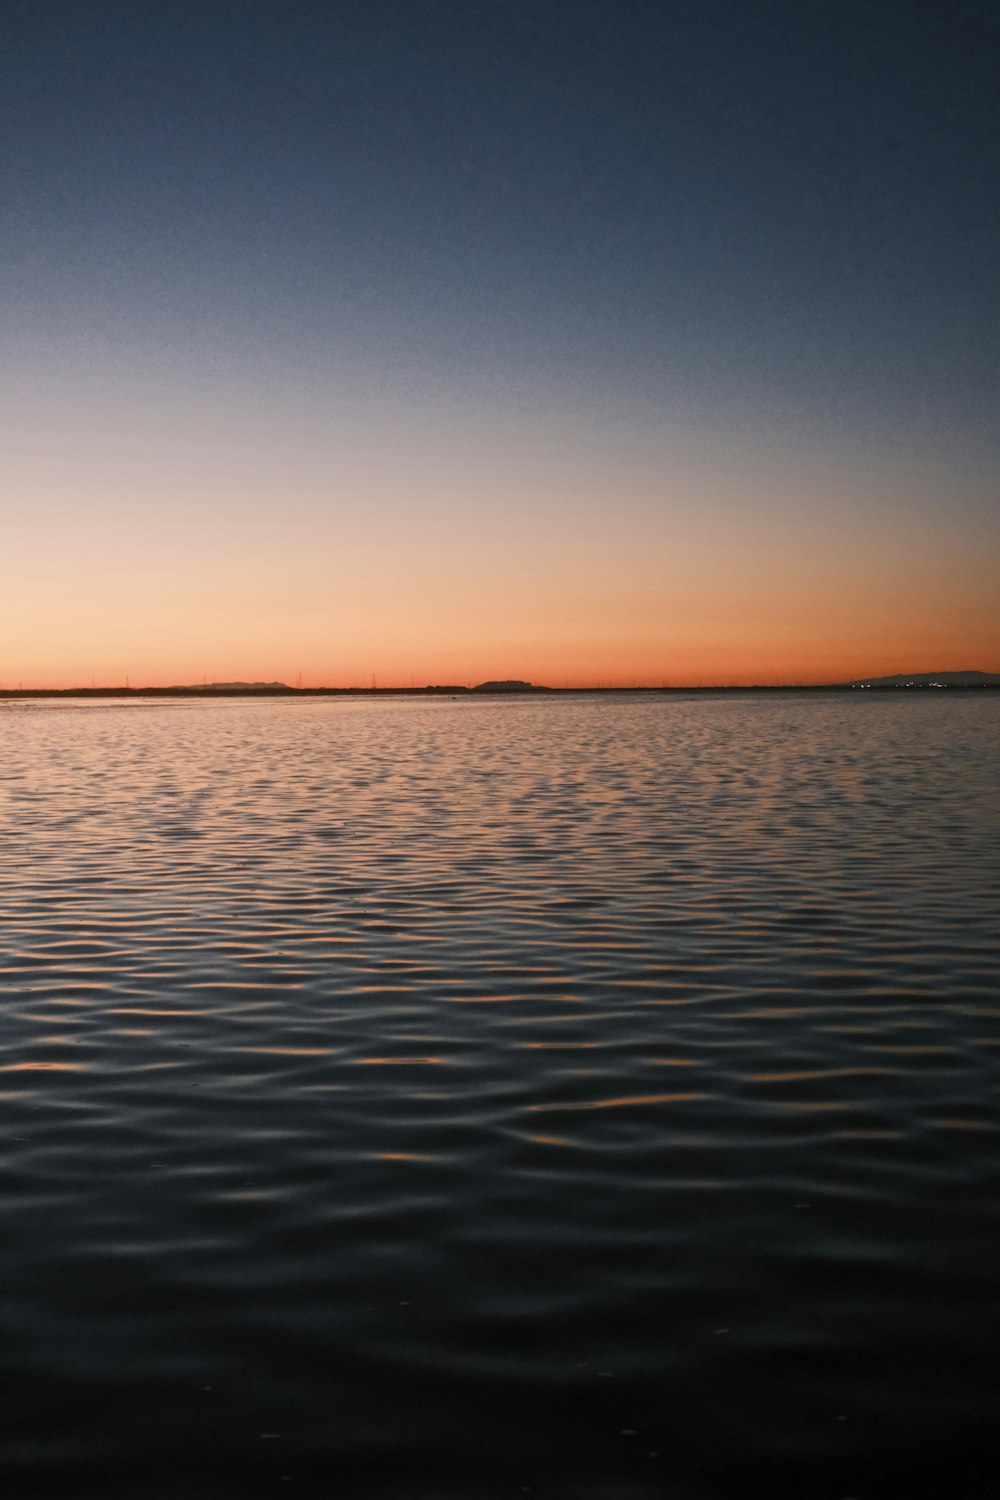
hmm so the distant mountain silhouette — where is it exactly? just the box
[844,670,1000,687]
[472,679,548,692]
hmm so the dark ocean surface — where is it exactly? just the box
[1,693,998,1499]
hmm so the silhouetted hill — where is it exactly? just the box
[472,680,549,692]
[843,670,1000,687]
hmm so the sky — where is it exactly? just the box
[2,0,998,687]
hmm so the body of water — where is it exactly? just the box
[1,693,998,1497]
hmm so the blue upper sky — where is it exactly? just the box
[5,0,997,442]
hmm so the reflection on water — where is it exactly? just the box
[1,693,998,1498]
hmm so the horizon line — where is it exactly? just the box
[3,675,999,699]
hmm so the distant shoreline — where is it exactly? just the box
[2,683,998,700]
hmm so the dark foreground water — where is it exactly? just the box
[1,693,998,1499]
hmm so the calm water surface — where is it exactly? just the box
[1,694,998,1498]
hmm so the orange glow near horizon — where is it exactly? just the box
[6,564,998,689]
[5,509,997,689]
[7,580,997,690]
[3,366,998,691]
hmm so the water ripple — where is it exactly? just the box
[1,693,998,1497]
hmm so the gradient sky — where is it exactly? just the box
[3,0,998,686]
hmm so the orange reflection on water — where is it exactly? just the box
[2,1060,89,1072]
[445,995,529,1004]
[354,1055,445,1066]
[751,1066,893,1083]
[110,1007,207,1017]
[372,1151,437,1161]
[529,1091,706,1112]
